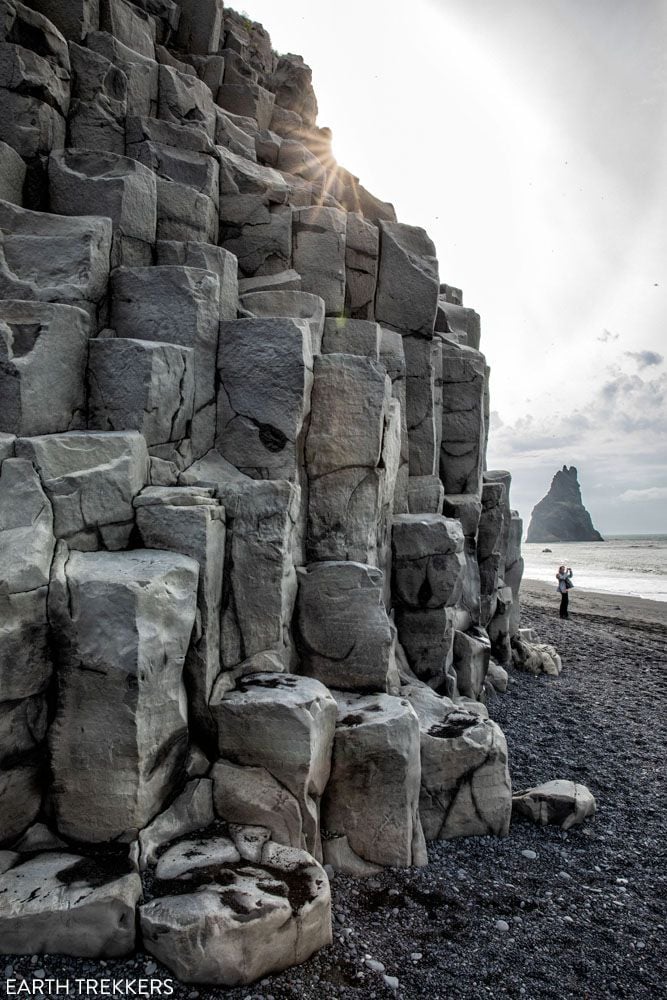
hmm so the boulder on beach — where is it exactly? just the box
[512,779,597,830]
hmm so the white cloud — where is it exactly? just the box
[619,486,667,502]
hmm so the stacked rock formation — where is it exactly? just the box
[0,0,526,986]
[527,465,603,542]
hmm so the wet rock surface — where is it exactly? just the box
[6,604,664,998]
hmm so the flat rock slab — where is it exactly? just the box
[512,780,596,831]
[141,837,332,986]
[0,852,141,957]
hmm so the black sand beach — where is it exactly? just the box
[3,583,666,1000]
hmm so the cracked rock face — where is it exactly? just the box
[322,692,427,869]
[216,316,313,482]
[0,300,89,436]
[404,684,512,840]
[48,547,198,842]
[0,852,142,958]
[295,561,397,694]
[16,431,149,550]
[211,673,337,861]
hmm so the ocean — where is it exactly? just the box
[522,535,667,603]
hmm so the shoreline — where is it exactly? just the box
[520,577,667,631]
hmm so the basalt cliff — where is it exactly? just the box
[1,0,535,986]
[527,466,603,543]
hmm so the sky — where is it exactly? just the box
[244,0,666,534]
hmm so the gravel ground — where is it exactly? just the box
[4,595,666,1000]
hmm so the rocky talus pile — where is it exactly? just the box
[0,0,545,986]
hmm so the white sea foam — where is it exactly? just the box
[522,535,667,602]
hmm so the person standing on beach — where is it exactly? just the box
[557,565,573,619]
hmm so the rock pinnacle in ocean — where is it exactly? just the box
[526,466,603,542]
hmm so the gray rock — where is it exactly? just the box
[488,585,513,665]
[218,81,275,130]
[322,836,382,877]
[436,301,481,350]
[512,780,596,830]
[110,265,220,458]
[440,343,486,495]
[0,455,54,610]
[141,839,331,985]
[86,30,158,118]
[511,635,562,676]
[0,40,70,118]
[212,759,305,851]
[322,692,427,868]
[0,300,89,436]
[292,206,346,315]
[403,335,439,476]
[407,476,444,515]
[392,514,465,609]
[178,448,249,489]
[139,779,214,869]
[345,212,378,320]
[295,562,397,694]
[23,0,99,41]
[375,222,439,337]
[100,0,156,59]
[87,338,194,447]
[216,317,313,482]
[48,149,157,267]
[442,493,482,538]
[0,199,112,314]
[158,64,216,139]
[238,290,325,356]
[155,834,240,880]
[217,147,291,276]
[0,91,65,164]
[238,269,301,295]
[305,353,392,564]
[48,547,198,842]
[0,141,25,205]
[321,317,380,359]
[16,431,148,549]
[211,673,337,860]
[404,685,512,839]
[136,496,225,746]
[156,239,238,321]
[394,605,457,695]
[271,53,318,127]
[379,327,409,513]
[453,630,490,700]
[0,852,141,957]
[486,660,508,693]
[67,43,127,156]
[213,479,299,670]
[175,0,223,55]
[216,107,258,160]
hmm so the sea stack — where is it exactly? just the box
[527,466,603,542]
